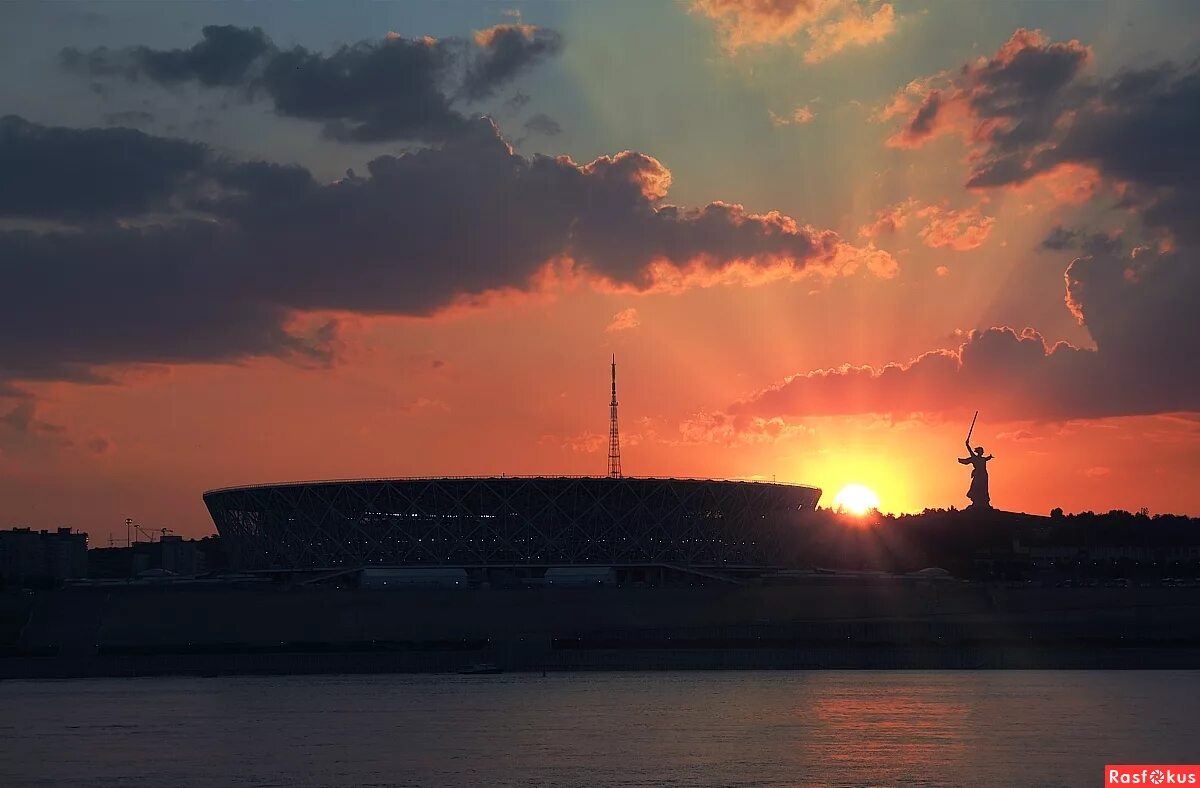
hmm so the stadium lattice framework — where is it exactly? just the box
[203,476,821,572]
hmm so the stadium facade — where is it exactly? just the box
[203,476,821,573]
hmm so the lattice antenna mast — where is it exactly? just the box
[608,355,622,478]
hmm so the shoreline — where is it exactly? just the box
[5,645,1200,679]
[7,583,1200,679]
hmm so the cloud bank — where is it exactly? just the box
[740,31,1200,424]
[62,24,564,142]
[0,116,890,385]
[880,28,1200,246]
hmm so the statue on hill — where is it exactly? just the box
[959,442,994,509]
[958,412,993,509]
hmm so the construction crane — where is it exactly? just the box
[124,517,168,545]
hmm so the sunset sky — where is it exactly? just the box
[2,0,1199,539]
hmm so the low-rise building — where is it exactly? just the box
[88,536,206,579]
[0,527,88,587]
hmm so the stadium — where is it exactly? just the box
[203,361,822,581]
[202,476,822,578]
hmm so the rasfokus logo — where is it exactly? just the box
[1106,765,1200,786]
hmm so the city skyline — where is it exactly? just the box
[2,0,1200,538]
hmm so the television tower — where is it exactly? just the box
[608,355,622,478]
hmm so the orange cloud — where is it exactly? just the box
[998,162,1103,206]
[804,0,896,63]
[691,0,898,60]
[605,307,641,332]
[580,150,673,200]
[859,200,993,252]
[472,23,539,47]
[564,431,606,453]
[676,411,810,447]
[915,204,995,251]
[831,242,900,278]
[549,429,644,453]
[769,105,817,126]
[859,198,917,237]
[996,429,1039,442]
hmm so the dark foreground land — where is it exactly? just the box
[5,507,1198,678]
[3,580,1200,678]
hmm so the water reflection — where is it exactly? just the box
[0,671,1194,787]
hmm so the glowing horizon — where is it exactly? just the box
[1,2,1199,540]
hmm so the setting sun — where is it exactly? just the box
[832,484,881,516]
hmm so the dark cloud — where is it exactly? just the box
[1064,246,1199,392]
[0,400,70,452]
[0,117,877,385]
[260,36,466,143]
[852,31,1200,422]
[968,30,1090,121]
[0,221,326,381]
[886,29,1091,159]
[201,159,318,213]
[62,24,564,143]
[1036,61,1200,244]
[0,399,113,454]
[1,400,65,435]
[733,239,1200,423]
[62,25,271,87]
[1039,225,1121,256]
[461,25,563,100]
[905,91,941,140]
[0,115,207,220]
[731,327,1094,422]
[522,112,562,137]
[1040,225,1077,251]
[505,91,532,111]
[886,29,1200,247]
[0,116,323,226]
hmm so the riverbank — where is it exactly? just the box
[4,644,1200,679]
[4,581,1199,678]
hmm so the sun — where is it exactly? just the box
[832,484,881,516]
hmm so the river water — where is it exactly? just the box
[0,671,1194,787]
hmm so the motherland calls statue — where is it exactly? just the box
[959,441,994,509]
[958,411,993,509]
